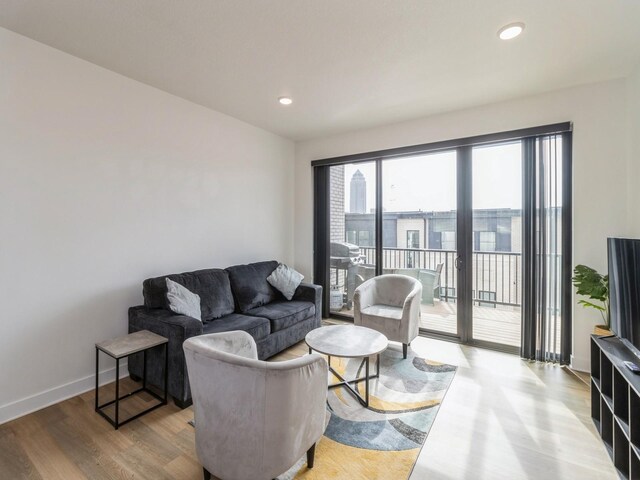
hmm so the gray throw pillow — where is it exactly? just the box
[166,278,202,321]
[267,264,304,301]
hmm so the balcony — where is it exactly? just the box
[330,246,524,348]
[359,246,522,307]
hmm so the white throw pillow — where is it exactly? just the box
[166,278,202,321]
[267,264,304,301]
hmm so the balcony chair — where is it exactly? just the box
[183,331,328,480]
[388,264,444,306]
[354,274,422,359]
[418,263,444,305]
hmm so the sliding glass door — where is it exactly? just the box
[321,146,523,349]
[327,162,376,316]
[381,151,459,336]
[313,124,572,361]
[470,143,522,349]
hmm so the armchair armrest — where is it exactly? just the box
[264,354,328,469]
[353,278,376,327]
[354,278,375,310]
[401,283,423,341]
[402,285,422,316]
[184,331,258,361]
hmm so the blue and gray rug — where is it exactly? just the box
[279,348,457,479]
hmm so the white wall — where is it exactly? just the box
[0,28,294,423]
[628,66,640,238]
[294,79,632,372]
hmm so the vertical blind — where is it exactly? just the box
[522,132,572,363]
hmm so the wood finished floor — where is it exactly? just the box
[339,300,530,348]
[0,336,616,480]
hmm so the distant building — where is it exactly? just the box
[345,209,523,253]
[329,165,345,243]
[349,170,366,214]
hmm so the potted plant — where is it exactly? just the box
[572,264,611,336]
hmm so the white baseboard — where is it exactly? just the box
[0,362,129,425]
[570,354,590,372]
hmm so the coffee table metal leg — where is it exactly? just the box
[365,357,370,407]
[323,353,383,409]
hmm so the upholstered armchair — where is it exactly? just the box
[354,274,422,359]
[183,331,328,480]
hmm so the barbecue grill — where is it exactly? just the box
[329,242,366,310]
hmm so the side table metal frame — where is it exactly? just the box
[95,343,168,429]
[309,347,380,407]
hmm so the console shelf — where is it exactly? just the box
[591,335,640,479]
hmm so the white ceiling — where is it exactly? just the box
[2,0,640,141]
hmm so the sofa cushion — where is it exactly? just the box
[247,300,315,333]
[361,304,403,320]
[143,269,235,322]
[202,314,270,342]
[226,260,280,313]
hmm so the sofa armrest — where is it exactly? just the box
[128,306,203,404]
[129,306,203,338]
[292,282,322,304]
[292,282,323,324]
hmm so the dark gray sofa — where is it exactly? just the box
[128,260,322,408]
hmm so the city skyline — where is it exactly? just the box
[342,142,523,213]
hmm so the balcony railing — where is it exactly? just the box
[359,247,522,307]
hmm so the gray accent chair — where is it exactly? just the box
[353,274,422,359]
[354,265,443,306]
[183,331,328,480]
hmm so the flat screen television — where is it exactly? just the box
[608,237,640,357]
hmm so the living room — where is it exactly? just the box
[1,1,640,479]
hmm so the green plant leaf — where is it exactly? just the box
[572,265,608,301]
[577,300,606,312]
[573,264,610,323]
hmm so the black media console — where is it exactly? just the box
[591,335,640,479]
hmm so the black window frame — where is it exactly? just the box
[313,122,572,362]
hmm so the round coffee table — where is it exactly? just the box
[305,325,388,407]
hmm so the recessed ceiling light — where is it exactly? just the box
[278,96,293,105]
[498,22,525,40]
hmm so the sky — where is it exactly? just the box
[342,142,522,212]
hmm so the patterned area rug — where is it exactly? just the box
[278,348,457,480]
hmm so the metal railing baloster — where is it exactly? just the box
[359,247,523,307]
